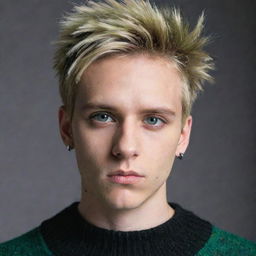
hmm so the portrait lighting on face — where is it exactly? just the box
[60,54,192,222]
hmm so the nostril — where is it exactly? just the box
[112,150,122,158]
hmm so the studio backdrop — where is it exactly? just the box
[0,0,255,242]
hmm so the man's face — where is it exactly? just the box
[59,54,192,211]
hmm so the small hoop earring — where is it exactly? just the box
[177,153,184,160]
[67,145,72,151]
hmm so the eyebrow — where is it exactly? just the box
[81,103,176,117]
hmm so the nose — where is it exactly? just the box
[111,119,139,160]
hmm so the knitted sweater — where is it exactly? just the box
[0,202,255,256]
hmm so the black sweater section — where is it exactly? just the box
[40,202,212,256]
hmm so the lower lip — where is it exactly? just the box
[107,175,144,184]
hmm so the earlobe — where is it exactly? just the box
[176,116,193,157]
[58,106,73,148]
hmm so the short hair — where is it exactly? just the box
[54,0,214,123]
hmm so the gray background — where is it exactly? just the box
[0,0,255,242]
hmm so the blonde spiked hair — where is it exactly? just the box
[54,0,214,122]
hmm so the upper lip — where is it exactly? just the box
[108,170,144,177]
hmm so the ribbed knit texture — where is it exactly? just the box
[1,202,255,255]
[40,202,211,256]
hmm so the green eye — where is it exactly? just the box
[91,113,114,123]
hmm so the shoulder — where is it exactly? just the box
[196,226,256,256]
[0,227,52,256]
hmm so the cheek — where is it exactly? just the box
[147,133,179,178]
[153,149,176,178]
[73,125,113,168]
[147,131,179,160]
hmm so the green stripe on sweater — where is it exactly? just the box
[0,228,52,256]
[1,226,255,255]
[196,226,256,255]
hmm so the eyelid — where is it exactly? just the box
[145,115,167,122]
[89,111,116,122]
[88,112,168,125]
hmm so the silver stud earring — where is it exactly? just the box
[177,153,184,160]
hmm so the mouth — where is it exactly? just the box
[107,170,145,184]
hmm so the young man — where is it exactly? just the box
[1,0,255,255]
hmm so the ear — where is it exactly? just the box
[175,115,192,157]
[58,106,73,148]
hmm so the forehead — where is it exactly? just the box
[76,54,183,113]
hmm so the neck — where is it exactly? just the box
[78,183,175,231]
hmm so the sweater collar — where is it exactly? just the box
[40,202,212,256]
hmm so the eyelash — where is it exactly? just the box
[89,112,167,127]
[89,112,115,123]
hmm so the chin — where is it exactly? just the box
[104,188,145,210]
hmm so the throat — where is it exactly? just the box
[78,199,175,231]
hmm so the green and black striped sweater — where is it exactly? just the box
[1,202,255,255]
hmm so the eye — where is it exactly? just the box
[90,112,115,123]
[144,116,165,127]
